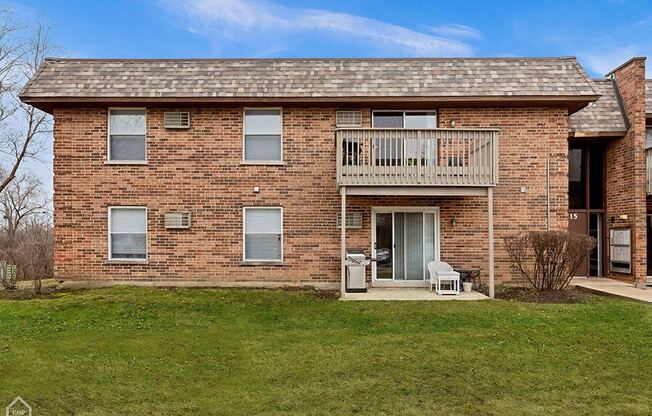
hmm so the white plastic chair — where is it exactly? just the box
[428,261,460,295]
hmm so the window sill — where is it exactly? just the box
[240,260,284,266]
[106,259,149,265]
[240,161,285,166]
[105,160,148,165]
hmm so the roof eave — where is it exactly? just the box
[568,130,627,138]
[21,94,601,114]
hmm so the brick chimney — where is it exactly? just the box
[605,57,647,287]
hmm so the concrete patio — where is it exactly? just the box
[341,287,489,301]
[572,277,652,304]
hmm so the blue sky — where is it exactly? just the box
[6,0,652,77]
[4,0,652,194]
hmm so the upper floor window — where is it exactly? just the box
[372,111,437,128]
[109,207,147,261]
[569,144,604,210]
[244,109,282,163]
[108,109,146,162]
[646,127,652,149]
[371,111,438,166]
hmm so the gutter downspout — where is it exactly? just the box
[547,157,551,231]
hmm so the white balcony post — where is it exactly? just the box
[340,186,347,296]
[488,187,495,299]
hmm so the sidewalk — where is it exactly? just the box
[572,277,652,304]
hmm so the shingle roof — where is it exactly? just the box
[569,79,627,134]
[20,57,599,102]
[646,80,652,114]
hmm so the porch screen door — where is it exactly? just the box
[401,213,424,280]
[374,210,438,281]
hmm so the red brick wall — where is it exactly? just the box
[52,106,568,285]
[605,58,647,286]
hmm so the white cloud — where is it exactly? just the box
[580,44,651,77]
[159,0,479,56]
[427,24,482,40]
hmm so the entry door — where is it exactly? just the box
[569,211,588,276]
[373,210,439,282]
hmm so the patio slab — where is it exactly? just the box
[572,277,652,304]
[341,287,488,301]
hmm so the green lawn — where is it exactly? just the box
[0,287,650,415]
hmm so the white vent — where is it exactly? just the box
[336,212,362,228]
[336,111,362,128]
[164,112,190,129]
[165,212,191,229]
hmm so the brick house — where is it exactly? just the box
[18,56,652,297]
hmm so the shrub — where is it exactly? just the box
[504,231,596,291]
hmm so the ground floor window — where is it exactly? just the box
[243,207,283,261]
[109,207,147,260]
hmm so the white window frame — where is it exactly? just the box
[371,110,438,128]
[242,207,283,262]
[370,206,440,286]
[108,206,148,262]
[242,107,284,165]
[107,108,148,164]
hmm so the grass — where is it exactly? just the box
[0,287,650,415]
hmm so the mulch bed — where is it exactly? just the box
[489,286,596,304]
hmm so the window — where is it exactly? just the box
[372,111,437,128]
[372,111,437,166]
[336,211,363,228]
[243,208,282,261]
[568,147,585,209]
[646,127,652,149]
[108,109,146,161]
[569,144,605,210]
[336,111,362,127]
[109,207,147,260]
[244,109,282,162]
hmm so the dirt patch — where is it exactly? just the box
[486,286,596,304]
[0,286,59,300]
[279,285,340,299]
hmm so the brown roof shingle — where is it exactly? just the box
[569,79,627,134]
[20,57,599,102]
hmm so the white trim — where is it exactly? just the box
[242,206,284,262]
[345,187,489,196]
[108,206,148,262]
[370,206,440,285]
[107,107,148,163]
[242,107,283,164]
[371,110,438,128]
[240,160,285,166]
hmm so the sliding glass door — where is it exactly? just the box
[373,209,439,282]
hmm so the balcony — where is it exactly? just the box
[336,128,499,189]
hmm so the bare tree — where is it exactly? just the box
[15,216,52,293]
[0,170,51,291]
[0,11,52,194]
[0,171,49,242]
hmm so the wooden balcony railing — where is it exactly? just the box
[336,128,499,187]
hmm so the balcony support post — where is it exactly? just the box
[488,187,495,299]
[340,186,347,297]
